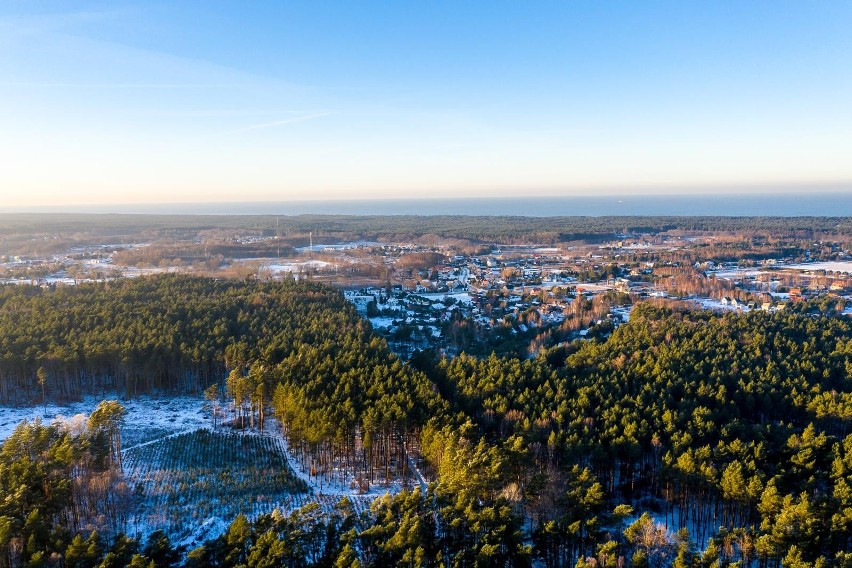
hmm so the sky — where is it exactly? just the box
[1,1,852,207]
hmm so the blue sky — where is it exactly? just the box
[1,1,851,206]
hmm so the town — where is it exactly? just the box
[3,216,850,358]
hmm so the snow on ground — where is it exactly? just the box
[611,306,633,321]
[295,241,379,253]
[417,291,474,305]
[115,266,180,278]
[125,426,314,546]
[0,277,78,285]
[0,395,210,446]
[165,419,397,548]
[537,280,577,289]
[180,517,231,550]
[786,261,852,273]
[692,298,751,312]
[139,419,400,546]
[2,395,414,546]
[710,260,852,279]
[457,267,470,286]
[368,316,396,329]
[257,260,332,274]
[0,266,178,286]
[574,282,615,292]
[709,268,770,280]
[265,417,410,501]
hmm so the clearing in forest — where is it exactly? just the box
[123,428,310,545]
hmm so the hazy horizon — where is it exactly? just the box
[3,191,851,218]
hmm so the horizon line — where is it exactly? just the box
[3,184,852,212]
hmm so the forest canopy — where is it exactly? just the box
[1,213,851,248]
[0,275,407,402]
[0,276,851,566]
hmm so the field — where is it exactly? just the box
[0,395,211,446]
[124,428,311,547]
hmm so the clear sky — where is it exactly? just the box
[2,1,851,207]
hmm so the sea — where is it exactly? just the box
[4,192,852,217]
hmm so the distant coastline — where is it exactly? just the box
[4,192,852,217]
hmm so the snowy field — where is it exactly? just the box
[295,241,379,253]
[705,268,769,280]
[130,419,398,547]
[416,291,474,305]
[786,261,852,273]
[368,316,396,329]
[0,265,179,286]
[0,395,211,447]
[124,428,312,547]
[252,259,332,274]
[691,298,751,312]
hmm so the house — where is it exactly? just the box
[614,278,631,294]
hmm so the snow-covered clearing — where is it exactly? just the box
[152,420,393,548]
[0,266,179,286]
[124,428,312,547]
[417,291,474,305]
[691,298,751,312]
[295,241,379,253]
[260,260,331,273]
[786,261,852,273]
[367,316,395,329]
[0,395,210,446]
[709,268,770,280]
